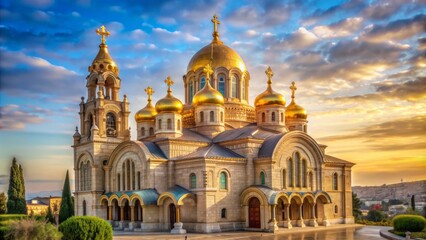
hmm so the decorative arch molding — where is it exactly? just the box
[271,192,290,205]
[118,194,131,206]
[77,151,95,168]
[101,72,121,87]
[288,192,303,204]
[216,168,232,179]
[86,72,99,87]
[104,105,121,114]
[107,141,151,169]
[240,187,269,206]
[315,191,332,204]
[302,192,315,203]
[157,192,195,206]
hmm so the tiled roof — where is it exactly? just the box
[213,124,279,143]
[177,144,244,160]
[257,134,286,158]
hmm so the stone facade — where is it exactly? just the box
[72,21,355,234]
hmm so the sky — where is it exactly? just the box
[0,0,425,197]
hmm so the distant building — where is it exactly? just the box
[26,196,62,216]
[364,200,382,207]
[388,205,407,216]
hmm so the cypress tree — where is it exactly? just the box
[59,170,74,223]
[6,157,27,214]
[0,192,7,214]
[46,204,56,224]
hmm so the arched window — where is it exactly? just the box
[335,205,338,214]
[83,200,87,216]
[260,172,265,185]
[218,75,225,96]
[309,172,313,191]
[200,111,204,123]
[149,127,154,135]
[177,120,181,130]
[271,112,276,122]
[302,159,307,187]
[210,111,214,122]
[189,80,194,103]
[200,76,206,90]
[141,127,145,136]
[137,171,141,189]
[106,112,116,137]
[288,158,293,187]
[219,172,227,190]
[333,173,338,190]
[80,161,91,191]
[242,78,246,100]
[221,208,227,219]
[282,169,286,188]
[190,173,196,189]
[281,112,284,122]
[158,119,162,130]
[122,159,136,191]
[167,119,172,129]
[117,173,121,191]
[220,112,224,122]
[295,152,300,187]
[262,112,266,122]
[231,75,237,98]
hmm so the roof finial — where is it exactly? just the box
[290,81,297,101]
[265,66,274,86]
[211,15,221,43]
[203,63,213,82]
[145,86,154,102]
[96,25,110,44]
[164,76,174,95]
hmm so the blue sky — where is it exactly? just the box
[0,0,425,196]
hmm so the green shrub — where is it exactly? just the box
[367,210,387,222]
[0,214,27,222]
[59,216,112,240]
[0,226,9,240]
[393,214,426,232]
[6,219,62,240]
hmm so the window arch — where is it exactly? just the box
[210,111,214,122]
[80,161,91,191]
[149,127,154,135]
[271,112,276,122]
[260,172,265,185]
[141,127,145,136]
[302,159,307,187]
[262,112,266,122]
[221,208,227,219]
[282,169,286,188]
[200,76,206,90]
[288,158,293,187]
[190,173,196,189]
[158,119,162,130]
[295,152,300,187]
[121,159,136,191]
[200,111,204,123]
[219,172,228,190]
[106,112,116,137]
[231,75,237,98]
[333,173,338,190]
[167,119,172,129]
[83,200,87,216]
[218,75,225,96]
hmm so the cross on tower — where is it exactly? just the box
[145,86,154,101]
[290,81,297,100]
[211,14,221,42]
[96,25,110,44]
[203,63,213,82]
[265,66,274,84]
[164,76,174,94]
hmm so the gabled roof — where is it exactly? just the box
[140,141,167,159]
[258,133,286,158]
[324,155,354,165]
[213,124,279,143]
[177,143,244,160]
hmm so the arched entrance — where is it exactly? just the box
[249,197,261,228]
[169,203,176,230]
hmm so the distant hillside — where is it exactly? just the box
[26,190,62,200]
[352,180,426,201]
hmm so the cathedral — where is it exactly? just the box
[72,16,355,233]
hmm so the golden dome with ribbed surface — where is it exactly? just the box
[254,67,286,107]
[155,76,183,113]
[135,86,157,122]
[89,26,119,74]
[285,81,307,120]
[193,64,224,106]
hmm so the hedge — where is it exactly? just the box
[393,214,426,232]
[59,216,112,240]
[0,214,27,222]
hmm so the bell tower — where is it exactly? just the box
[72,25,130,218]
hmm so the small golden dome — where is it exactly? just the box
[155,76,183,113]
[187,42,246,73]
[285,81,307,120]
[135,86,157,122]
[193,63,224,106]
[254,67,286,107]
[89,26,118,74]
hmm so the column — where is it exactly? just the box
[284,204,292,229]
[176,205,180,223]
[118,206,125,229]
[297,204,306,227]
[129,206,135,230]
[108,206,113,221]
[311,203,318,227]
[171,205,186,234]
[268,204,278,232]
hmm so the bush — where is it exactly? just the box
[367,210,387,222]
[6,219,62,240]
[0,214,27,222]
[0,226,9,240]
[59,216,112,240]
[393,214,426,232]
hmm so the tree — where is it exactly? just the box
[7,157,27,214]
[59,170,74,223]
[0,192,7,214]
[411,195,416,211]
[352,193,362,220]
[46,205,56,225]
[367,210,387,222]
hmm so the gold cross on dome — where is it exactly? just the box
[203,63,213,81]
[290,81,297,100]
[265,66,273,84]
[211,15,220,33]
[164,76,174,94]
[96,25,110,44]
[145,86,154,101]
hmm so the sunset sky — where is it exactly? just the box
[0,0,425,197]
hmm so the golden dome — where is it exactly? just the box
[135,86,157,122]
[155,76,183,113]
[89,26,118,74]
[285,81,307,120]
[187,42,246,73]
[193,64,225,106]
[254,67,286,107]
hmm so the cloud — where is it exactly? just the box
[313,17,363,38]
[263,27,319,51]
[360,14,426,43]
[0,49,84,101]
[0,105,45,130]
[152,27,200,43]
[304,0,366,25]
